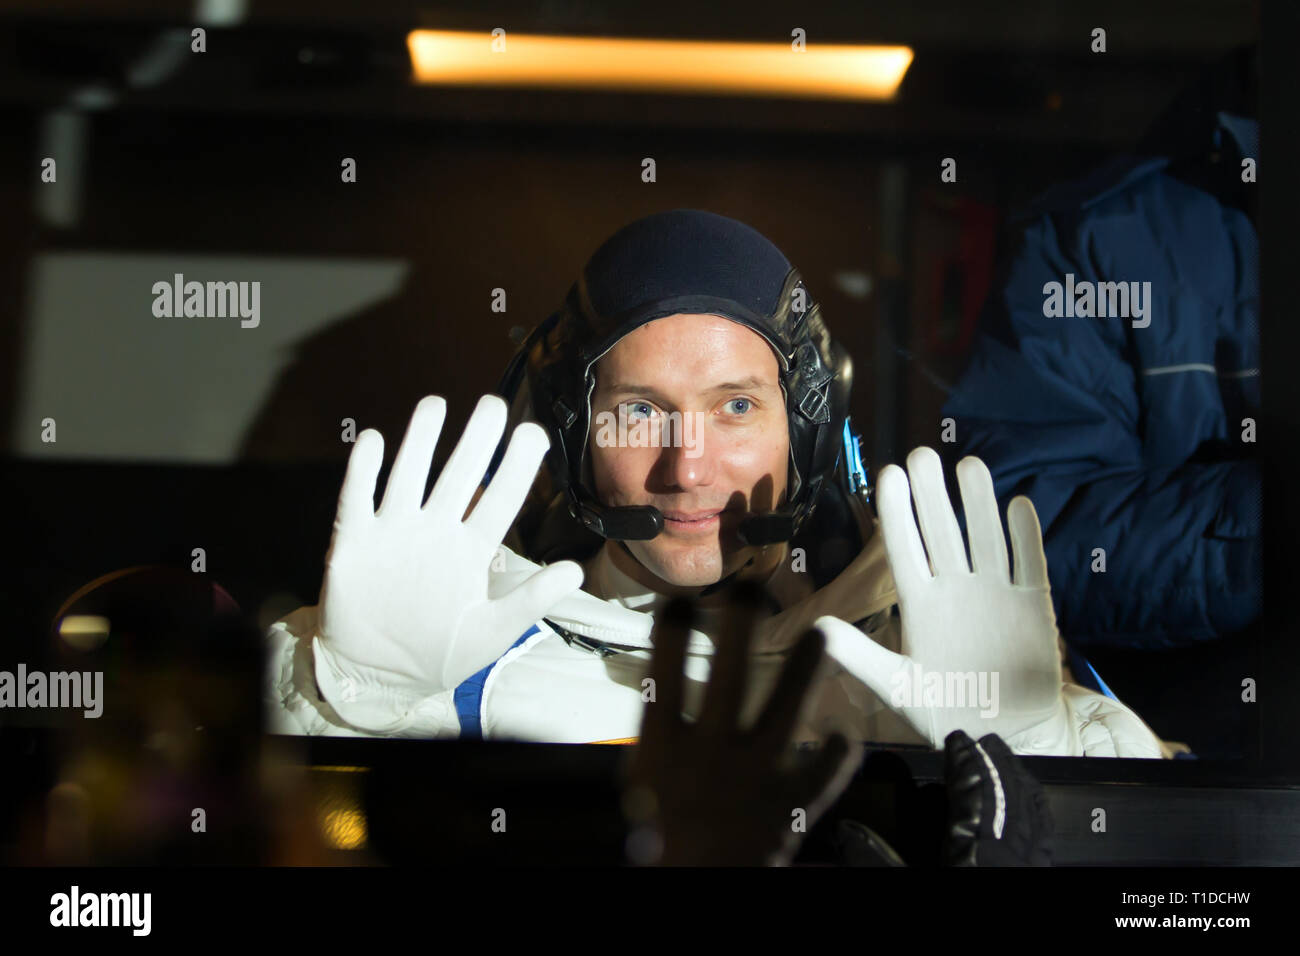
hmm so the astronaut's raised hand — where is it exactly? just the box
[621,584,862,866]
[818,448,1075,752]
[312,395,584,731]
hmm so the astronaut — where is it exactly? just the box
[264,209,1171,758]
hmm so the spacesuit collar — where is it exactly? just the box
[540,523,897,655]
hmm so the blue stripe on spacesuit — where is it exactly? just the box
[1082,659,1118,701]
[1065,644,1119,701]
[453,624,541,738]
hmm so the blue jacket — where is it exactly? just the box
[942,114,1260,650]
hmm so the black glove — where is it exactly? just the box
[943,730,1053,866]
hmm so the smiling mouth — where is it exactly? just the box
[660,509,728,533]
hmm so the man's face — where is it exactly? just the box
[588,313,790,590]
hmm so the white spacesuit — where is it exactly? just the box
[264,209,1171,759]
[263,400,1170,758]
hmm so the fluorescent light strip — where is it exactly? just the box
[407,30,913,100]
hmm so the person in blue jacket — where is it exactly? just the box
[941,48,1260,754]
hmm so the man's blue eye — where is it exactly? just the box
[725,398,752,415]
[625,402,654,420]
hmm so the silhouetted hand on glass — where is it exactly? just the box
[621,584,863,866]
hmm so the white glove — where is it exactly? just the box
[313,394,585,732]
[818,448,1077,752]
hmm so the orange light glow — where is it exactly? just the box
[407,31,913,101]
